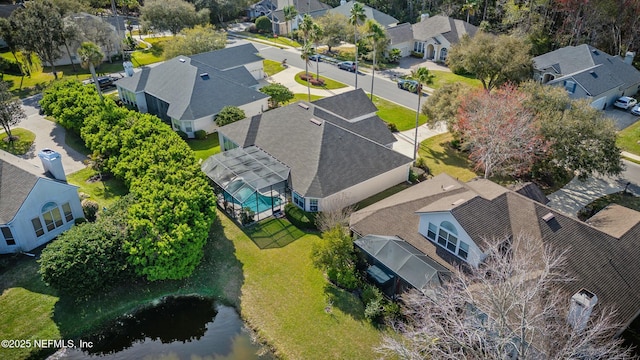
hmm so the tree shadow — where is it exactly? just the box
[323,283,365,321]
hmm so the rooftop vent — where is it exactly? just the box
[200,72,209,79]
[451,198,465,206]
[589,71,597,78]
[309,118,322,126]
[591,49,599,55]
[179,58,186,63]
[542,212,555,222]
[442,184,456,191]
[298,103,309,110]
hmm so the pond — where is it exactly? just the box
[54,296,272,360]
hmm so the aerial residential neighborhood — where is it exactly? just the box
[1,0,640,359]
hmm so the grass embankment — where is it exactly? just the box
[130,36,172,67]
[0,128,35,155]
[617,119,640,157]
[187,133,220,162]
[264,59,286,76]
[428,70,482,90]
[237,32,301,48]
[371,95,427,131]
[295,71,347,89]
[419,132,478,181]
[288,93,324,103]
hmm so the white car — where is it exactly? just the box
[614,96,638,110]
[631,104,640,116]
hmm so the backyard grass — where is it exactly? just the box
[372,95,427,131]
[419,132,478,181]
[428,70,482,90]
[238,32,301,48]
[130,36,172,67]
[264,59,286,76]
[295,71,347,89]
[287,93,324,103]
[617,119,640,156]
[187,133,220,162]
[0,128,35,155]
[66,168,128,208]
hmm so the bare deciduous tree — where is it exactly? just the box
[378,233,634,360]
[315,193,356,232]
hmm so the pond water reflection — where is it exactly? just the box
[55,296,272,360]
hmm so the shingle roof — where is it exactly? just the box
[315,1,398,27]
[218,89,411,198]
[412,15,477,44]
[350,173,640,330]
[115,44,268,121]
[387,23,414,45]
[311,88,378,120]
[534,44,640,96]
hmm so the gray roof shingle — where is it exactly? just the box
[115,44,269,121]
[387,23,414,45]
[412,15,477,44]
[350,173,640,331]
[313,1,398,27]
[219,89,411,198]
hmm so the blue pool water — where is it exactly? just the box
[224,190,281,214]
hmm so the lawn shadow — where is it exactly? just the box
[244,217,306,249]
[323,283,365,321]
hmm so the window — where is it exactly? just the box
[223,137,238,151]
[293,192,305,209]
[309,199,318,212]
[564,80,576,94]
[31,217,44,237]
[427,223,437,241]
[172,119,180,131]
[413,42,424,53]
[1,227,15,246]
[458,241,469,259]
[440,48,448,61]
[41,202,63,232]
[185,122,193,133]
[62,203,73,222]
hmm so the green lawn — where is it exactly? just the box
[372,95,427,131]
[428,70,482,90]
[617,119,640,156]
[287,93,325,103]
[64,132,90,156]
[264,59,286,76]
[295,71,347,89]
[419,132,478,181]
[238,32,301,48]
[0,128,35,155]
[66,168,128,208]
[130,36,172,67]
[187,133,220,162]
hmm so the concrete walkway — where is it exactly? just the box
[0,94,87,175]
[546,175,626,217]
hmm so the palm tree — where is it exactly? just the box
[408,67,434,160]
[300,42,314,101]
[283,5,298,36]
[298,13,314,44]
[78,41,105,99]
[310,22,323,80]
[365,19,386,100]
[462,0,478,23]
[348,2,366,89]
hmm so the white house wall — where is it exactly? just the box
[0,179,82,254]
[318,163,411,212]
[417,211,484,267]
[239,97,269,118]
[389,41,412,57]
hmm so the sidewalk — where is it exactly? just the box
[622,151,640,162]
[546,175,626,217]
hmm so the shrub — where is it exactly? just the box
[176,130,189,139]
[386,122,398,132]
[414,157,430,173]
[0,57,22,75]
[309,78,325,86]
[194,130,207,139]
[74,217,87,225]
[215,105,245,126]
[311,226,360,290]
[240,207,255,225]
[411,51,424,58]
[81,199,100,221]
[255,16,272,33]
[299,73,311,81]
[248,24,258,33]
[285,203,317,230]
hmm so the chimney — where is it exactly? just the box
[123,61,134,77]
[38,149,67,182]
[624,51,635,65]
[567,289,598,331]
[420,13,430,22]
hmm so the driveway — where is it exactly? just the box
[604,107,638,130]
[11,94,87,175]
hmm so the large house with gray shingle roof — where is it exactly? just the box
[350,173,640,335]
[411,14,478,61]
[204,89,412,217]
[116,43,269,138]
[533,44,640,109]
[0,151,82,254]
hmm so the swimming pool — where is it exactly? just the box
[223,189,281,214]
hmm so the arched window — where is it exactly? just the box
[41,202,63,232]
[426,220,470,260]
[440,48,448,61]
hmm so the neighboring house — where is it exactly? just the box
[386,22,414,57]
[116,43,270,138]
[411,14,478,61]
[202,89,412,221]
[311,0,399,28]
[0,150,82,255]
[0,3,22,48]
[350,173,640,335]
[533,44,640,109]
[248,0,331,35]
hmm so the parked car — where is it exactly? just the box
[309,54,322,62]
[614,96,638,110]
[631,104,640,115]
[338,61,356,72]
[83,76,117,89]
[397,79,420,93]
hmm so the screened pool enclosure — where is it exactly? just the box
[201,146,290,224]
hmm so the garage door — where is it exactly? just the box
[590,97,607,110]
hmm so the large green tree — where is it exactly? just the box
[316,12,348,53]
[163,24,226,59]
[10,0,66,79]
[260,82,294,108]
[422,82,473,133]
[311,226,359,290]
[447,32,532,91]
[141,0,210,35]
[0,81,26,141]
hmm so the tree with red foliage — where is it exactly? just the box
[456,84,547,179]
